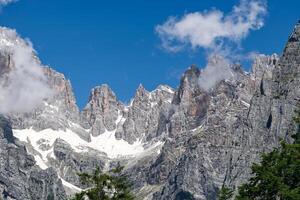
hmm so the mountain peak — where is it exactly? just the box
[0,27,26,49]
[94,83,109,89]
[180,65,201,90]
[184,65,200,78]
[278,21,300,74]
[82,84,121,136]
[134,84,149,99]
[173,65,206,105]
[90,84,116,101]
[288,22,300,41]
[156,85,174,94]
[137,83,145,90]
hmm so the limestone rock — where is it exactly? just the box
[0,116,66,200]
[81,84,123,136]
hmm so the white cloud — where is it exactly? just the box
[0,0,17,6]
[0,28,54,114]
[156,0,267,91]
[156,0,267,51]
[198,55,235,91]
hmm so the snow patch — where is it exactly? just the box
[150,102,158,108]
[60,178,82,193]
[44,101,59,112]
[13,126,155,163]
[240,100,250,107]
[115,110,126,126]
[33,154,48,170]
[157,85,174,94]
[89,130,144,158]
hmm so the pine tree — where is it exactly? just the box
[218,186,234,200]
[70,165,134,200]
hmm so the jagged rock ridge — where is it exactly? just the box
[0,21,299,200]
[152,22,300,200]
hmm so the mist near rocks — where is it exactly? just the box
[156,0,267,91]
[0,28,54,114]
[198,55,235,91]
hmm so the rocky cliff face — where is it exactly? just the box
[81,84,123,137]
[0,116,66,200]
[115,84,174,144]
[152,22,300,200]
[170,66,210,137]
[0,22,300,200]
[9,66,90,141]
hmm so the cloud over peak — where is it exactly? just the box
[156,0,267,52]
[0,27,54,114]
[156,0,268,91]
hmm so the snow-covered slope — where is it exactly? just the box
[13,125,163,165]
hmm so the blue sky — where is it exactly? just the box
[0,0,299,109]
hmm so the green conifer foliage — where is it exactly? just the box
[218,186,234,200]
[70,166,134,200]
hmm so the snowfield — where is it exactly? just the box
[12,124,163,174]
[13,128,147,160]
